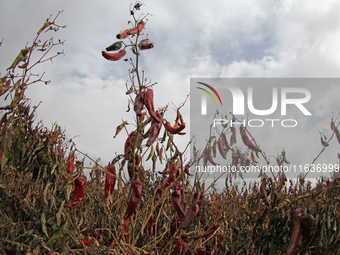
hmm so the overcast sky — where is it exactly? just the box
[1,0,340,186]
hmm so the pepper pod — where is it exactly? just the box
[65,176,87,208]
[146,112,163,146]
[144,89,162,123]
[124,180,143,220]
[105,165,116,198]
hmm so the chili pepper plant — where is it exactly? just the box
[1,2,340,255]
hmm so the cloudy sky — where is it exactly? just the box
[1,0,340,186]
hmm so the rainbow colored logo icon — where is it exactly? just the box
[196,82,222,106]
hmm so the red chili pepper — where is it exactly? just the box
[301,214,315,253]
[196,247,206,255]
[124,180,143,220]
[134,91,145,116]
[128,20,145,35]
[105,165,116,198]
[165,122,185,134]
[184,163,193,176]
[176,110,181,122]
[193,223,218,240]
[286,207,302,255]
[223,133,232,150]
[170,216,182,236]
[138,39,154,50]
[171,238,183,255]
[181,196,200,229]
[251,151,258,163]
[171,183,185,221]
[102,49,126,61]
[124,131,136,159]
[116,29,130,39]
[128,153,140,179]
[145,214,154,239]
[123,218,129,233]
[239,126,261,152]
[0,150,3,158]
[206,146,218,165]
[67,153,75,174]
[200,215,205,225]
[217,139,227,159]
[154,188,162,204]
[163,163,177,190]
[81,238,91,246]
[64,176,86,208]
[146,112,163,146]
[144,89,162,123]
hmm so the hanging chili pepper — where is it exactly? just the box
[124,180,143,220]
[128,153,140,179]
[181,192,201,230]
[206,146,218,165]
[154,187,162,204]
[128,20,145,35]
[165,122,186,134]
[171,183,185,221]
[286,207,302,255]
[105,165,116,198]
[134,91,145,116]
[123,218,129,233]
[145,214,154,239]
[170,216,182,236]
[163,162,177,190]
[223,133,232,150]
[124,131,136,159]
[251,151,258,163]
[193,223,218,240]
[102,49,126,61]
[240,125,261,152]
[301,214,315,253]
[144,89,162,123]
[171,238,183,255]
[146,112,163,146]
[64,176,86,208]
[116,29,130,39]
[217,139,227,159]
[138,39,154,50]
[184,163,193,176]
[67,152,75,174]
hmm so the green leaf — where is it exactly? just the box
[46,225,64,247]
[106,41,122,51]
[126,86,133,95]
[143,128,150,139]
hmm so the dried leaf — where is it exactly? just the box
[113,121,128,138]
